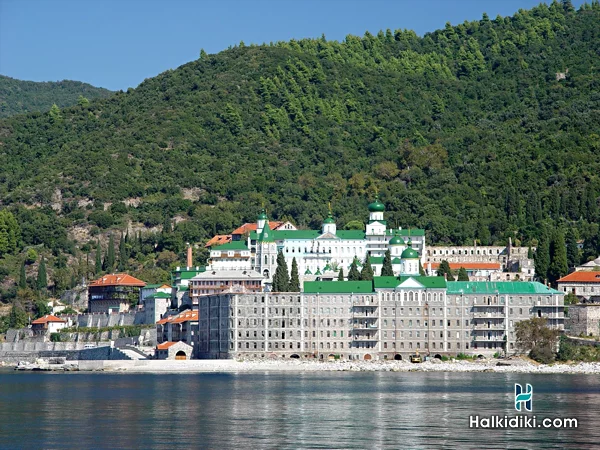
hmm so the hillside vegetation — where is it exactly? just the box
[0,75,113,118]
[0,1,599,317]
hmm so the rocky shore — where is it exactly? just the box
[6,357,600,374]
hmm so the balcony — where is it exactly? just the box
[473,311,504,319]
[473,333,505,342]
[352,332,379,342]
[473,324,505,330]
[353,322,379,330]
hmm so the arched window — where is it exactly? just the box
[409,292,414,301]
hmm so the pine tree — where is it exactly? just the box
[360,254,374,281]
[337,268,344,281]
[106,234,115,272]
[457,267,469,281]
[548,230,568,284]
[535,230,550,281]
[527,246,534,259]
[272,251,290,292]
[381,250,394,276]
[348,257,360,281]
[36,256,47,292]
[95,241,102,275]
[289,257,300,292]
[565,228,579,269]
[19,261,26,289]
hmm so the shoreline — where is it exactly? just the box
[5,358,600,374]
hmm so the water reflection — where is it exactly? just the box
[0,371,599,449]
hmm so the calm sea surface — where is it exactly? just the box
[0,370,599,449]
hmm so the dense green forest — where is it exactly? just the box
[0,75,113,118]
[0,1,600,318]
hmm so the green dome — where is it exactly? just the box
[323,213,335,224]
[315,267,322,275]
[257,209,268,220]
[389,233,404,246]
[304,268,312,275]
[368,195,385,213]
[400,241,419,259]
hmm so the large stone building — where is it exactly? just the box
[196,279,564,360]
[567,304,600,337]
[88,273,146,313]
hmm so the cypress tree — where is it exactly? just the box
[348,257,360,281]
[19,261,26,289]
[419,260,426,276]
[95,241,102,275]
[8,300,27,328]
[273,251,289,292]
[548,230,568,284]
[535,230,550,281]
[457,267,469,281]
[106,234,115,272]
[36,256,47,292]
[337,268,344,281]
[360,254,374,281]
[527,245,534,259]
[565,228,579,269]
[381,250,394,276]
[289,257,300,292]
[437,260,455,281]
[118,232,128,271]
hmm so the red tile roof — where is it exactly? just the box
[429,262,501,270]
[205,234,232,248]
[231,221,284,235]
[89,273,146,287]
[156,309,198,325]
[32,314,66,324]
[558,272,600,283]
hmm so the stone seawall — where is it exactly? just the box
[0,342,131,363]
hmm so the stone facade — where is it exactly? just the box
[567,304,600,337]
[196,280,564,360]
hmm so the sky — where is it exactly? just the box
[0,0,587,91]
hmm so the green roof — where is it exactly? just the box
[144,284,162,289]
[447,281,564,295]
[304,268,312,275]
[249,229,366,241]
[303,281,374,294]
[374,276,447,289]
[259,221,274,242]
[173,267,206,280]
[385,229,425,237]
[257,209,268,220]
[389,233,404,245]
[177,285,189,291]
[323,212,336,224]
[146,292,171,299]
[370,256,384,265]
[213,241,249,251]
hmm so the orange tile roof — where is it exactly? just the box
[205,234,232,248]
[558,272,600,283]
[231,221,284,235]
[32,314,66,324]
[156,309,199,325]
[89,273,146,287]
[156,341,178,350]
[429,262,501,270]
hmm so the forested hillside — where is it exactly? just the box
[0,75,113,118]
[0,1,599,316]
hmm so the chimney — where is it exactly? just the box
[186,243,193,269]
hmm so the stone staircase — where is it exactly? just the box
[117,346,149,360]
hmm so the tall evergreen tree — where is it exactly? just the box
[8,300,27,328]
[118,232,128,271]
[360,254,374,281]
[18,261,26,289]
[95,241,102,275]
[548,230,568,284]
[381,250,394,276]
[437,260,455,281]
[535,230,550,281]
[565,228,579,269]
[289,257,300,292]
[106,234,115,272]
[419,260,426,276]
[348,257,360,281]
[36,256,47,292]
[272,251,290,292]
[457,267,469,281]
[337,268,345,281]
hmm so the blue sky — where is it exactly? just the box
[0,0,586,91]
